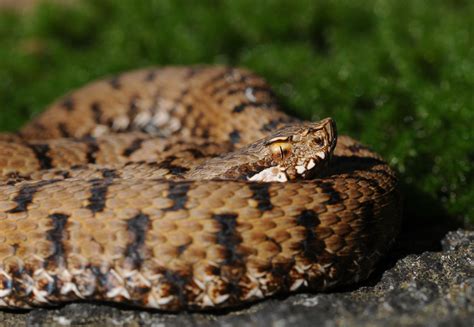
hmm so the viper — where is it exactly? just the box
[0,66,401,310]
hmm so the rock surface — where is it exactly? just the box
[0,230,472,327]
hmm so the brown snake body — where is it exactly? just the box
[0,66,401,310]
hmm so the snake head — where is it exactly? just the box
[249,118,337,182]
[187,118,337,182]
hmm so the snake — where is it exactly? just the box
[0,66,401,311]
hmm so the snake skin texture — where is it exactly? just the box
[0,66,401,310]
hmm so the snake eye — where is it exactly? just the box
[269,142,292,160]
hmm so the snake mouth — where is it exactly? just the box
[295,151,326,174]
[246,151,327,182]
[293,147,332,179]
[247,142,332,182]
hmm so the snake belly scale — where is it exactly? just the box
[0,66,401,310]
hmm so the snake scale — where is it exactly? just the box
[0,66,401,310]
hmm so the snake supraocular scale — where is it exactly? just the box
[0,66,401,310]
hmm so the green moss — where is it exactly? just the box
[0,0,472,225]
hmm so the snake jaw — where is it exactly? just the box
[247,166,288,182]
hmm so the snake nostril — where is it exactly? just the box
[314,137,325,147]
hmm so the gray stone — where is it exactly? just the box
[0,230,472,327]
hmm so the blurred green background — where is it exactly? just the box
[0,0,472,233]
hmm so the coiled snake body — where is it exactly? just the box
[0,66,400,310]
